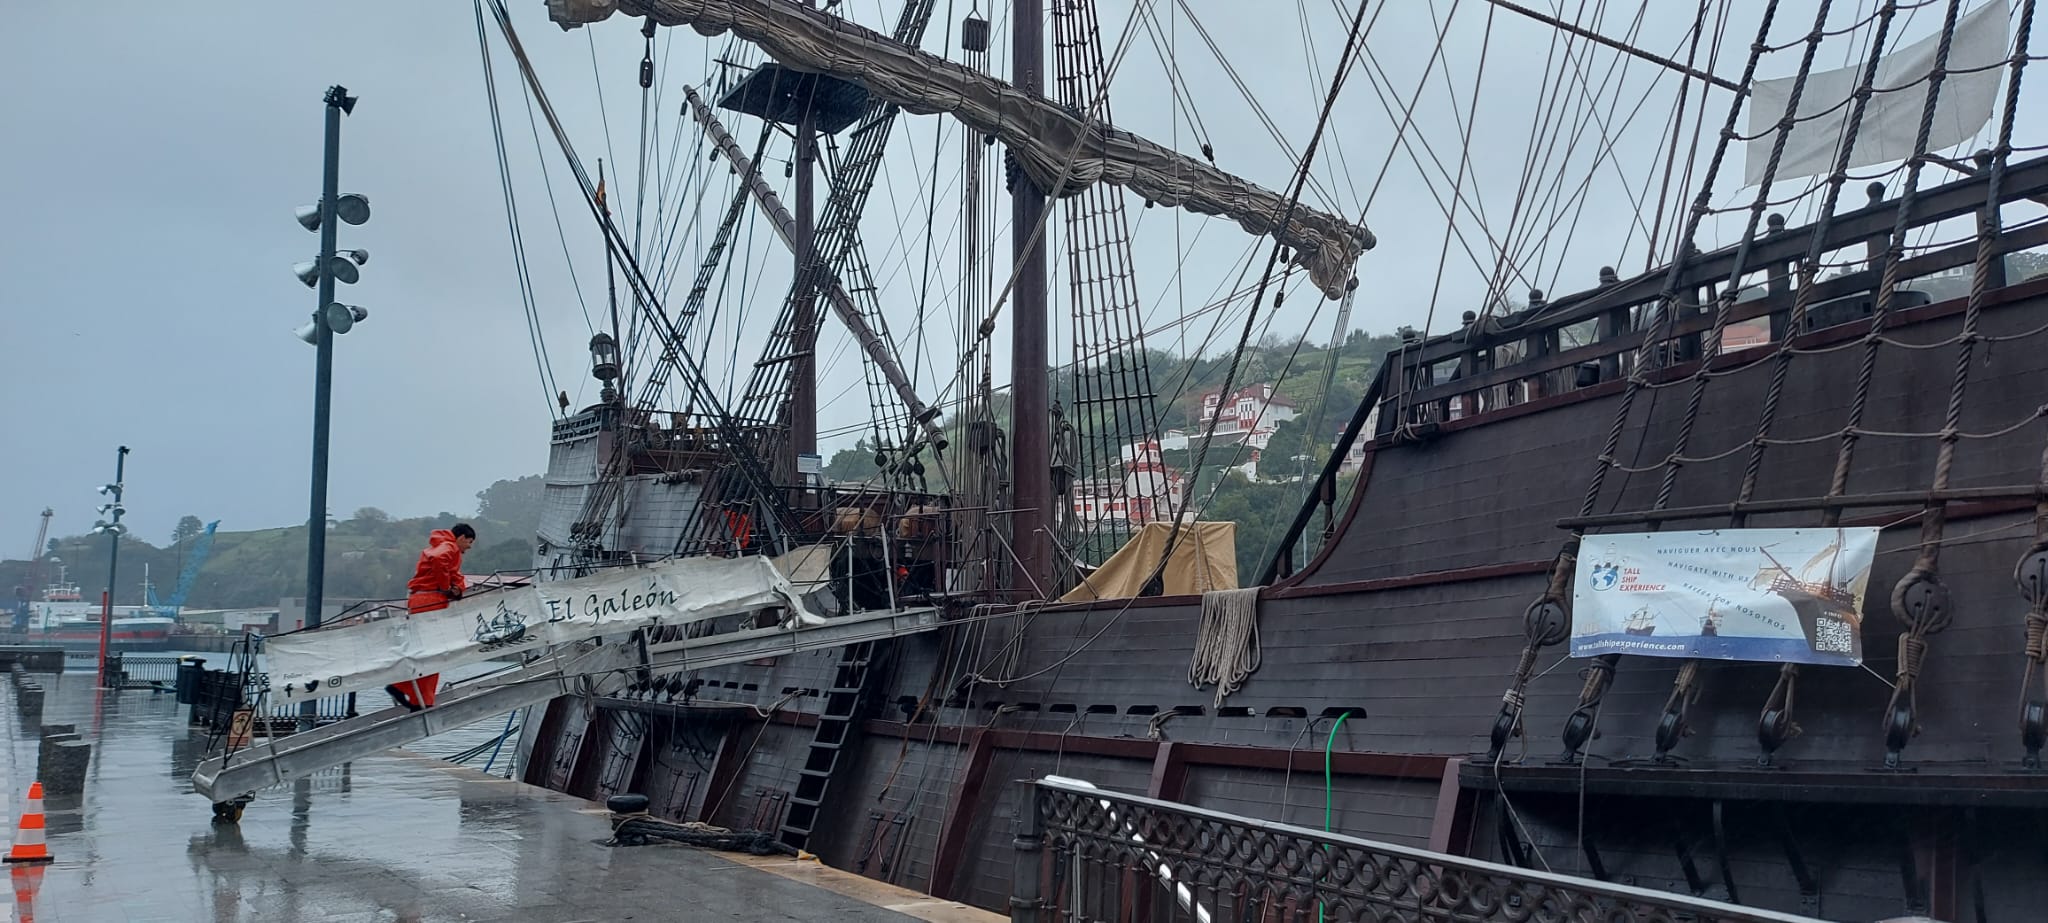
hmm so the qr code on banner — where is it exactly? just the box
[1814,618,1855,654]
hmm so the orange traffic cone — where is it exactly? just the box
[3,783,53,864]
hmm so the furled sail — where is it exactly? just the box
[545,0,1374,298]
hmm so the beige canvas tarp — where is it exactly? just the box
[1059,521,1238,603]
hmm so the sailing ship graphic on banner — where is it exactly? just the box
[1571,527,1880,666]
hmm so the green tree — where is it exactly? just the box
[823,438,883,483]
[353,506,390,523]
[475,476,546,539]
[172,516,204,545]
[463,538,533,575]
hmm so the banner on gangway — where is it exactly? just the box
[1571,527,1880,666]
[264,554,821,702]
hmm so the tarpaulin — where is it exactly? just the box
[1060,522,1238,603]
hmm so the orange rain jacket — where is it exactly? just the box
[406,529,468,614]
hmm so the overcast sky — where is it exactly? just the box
[4,0,2039,548]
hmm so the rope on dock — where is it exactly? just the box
[606,812,797,857]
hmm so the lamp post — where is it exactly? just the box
[294,85,369,729]
[92,446,130,689]
[295,85,370,640]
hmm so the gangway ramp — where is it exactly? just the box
[190,605,944,806]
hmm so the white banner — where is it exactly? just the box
[265,554,820,702]
[1744,0,2008,187]
[1572,528,1880,666]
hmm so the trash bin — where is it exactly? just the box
[175,656,206,704]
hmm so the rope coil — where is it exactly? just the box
[1188,587,1262,709]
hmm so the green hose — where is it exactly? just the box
[1320,710,1353,923]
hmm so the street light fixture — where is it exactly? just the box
[291,85,367,727]
[293,193,369,231]
[293,252,364,288]
[94,446,128,689]
[295,304,369,344]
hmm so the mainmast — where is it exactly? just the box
[1009,0,1051,597]
[790,0,819,471]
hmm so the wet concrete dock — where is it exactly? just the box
[0,671,998,922]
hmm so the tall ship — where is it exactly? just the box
[197,0,2048,919]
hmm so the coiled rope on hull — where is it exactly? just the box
[1189,586,1263,708]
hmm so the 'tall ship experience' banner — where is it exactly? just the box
[1571,528,1880,666]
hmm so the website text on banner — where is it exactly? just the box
[1571,527,1880,667]
[263,555,820,702]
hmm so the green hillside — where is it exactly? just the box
[2,476,544,611]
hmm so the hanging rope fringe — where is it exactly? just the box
[1189,587,1262,708]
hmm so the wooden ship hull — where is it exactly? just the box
[515,150,2048,921]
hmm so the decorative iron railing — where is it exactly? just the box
[1013,776,1819,923]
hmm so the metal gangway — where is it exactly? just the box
[190,601,942,812]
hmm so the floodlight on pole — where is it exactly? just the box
[95,445,128,690]
[294,256,361,288]
[294,193,369,232]
[333,193,369,225]
[290,82,364,742]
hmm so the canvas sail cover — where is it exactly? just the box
[263,554,819,703]
[1060,521,1238,602]
[1744,0,2008,186]
[545,0,1373,299]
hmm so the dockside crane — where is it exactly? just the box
[13,509,53,629]
[147,520,218,619]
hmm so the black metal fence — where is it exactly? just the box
[113,653,181,684]
[1013,777,1819,923]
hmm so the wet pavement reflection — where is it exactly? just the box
[0,672,926,922]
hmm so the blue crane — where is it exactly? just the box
[148,520,218,618]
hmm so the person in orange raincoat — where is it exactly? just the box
[386,523,475,711]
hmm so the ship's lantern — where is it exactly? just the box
[589,333,622,383]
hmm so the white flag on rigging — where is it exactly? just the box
[1744,0,2009,187]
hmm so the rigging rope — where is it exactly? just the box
[474,0,564,417]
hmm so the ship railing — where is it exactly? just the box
[1013,775,1817,923]
[1377,153,2048,438]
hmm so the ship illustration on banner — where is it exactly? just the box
[1571,527,1880,666]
